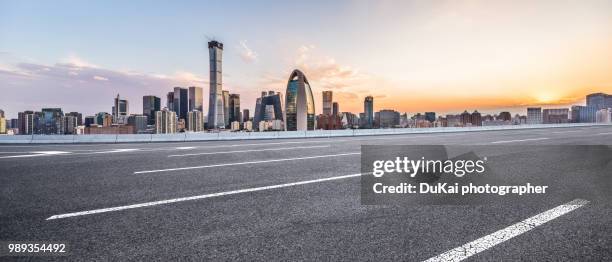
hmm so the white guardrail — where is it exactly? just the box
[0,123,609,144]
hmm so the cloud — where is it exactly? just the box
[238,41,258,63]
[61,54,98,68]
[0,57,207,118]
[93,75,108,81]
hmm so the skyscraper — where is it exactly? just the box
[228,94,241,124]
[322,91,333,115]
[18,111,35,135]
[586,93,612,110]
[207,40,225,129]
[243,109,250,122]
[222,90,230,128]
[363,96,374,129]
[285,69,315,131]
[527,107,542,124]
[188,86,203,112]
[112,94,128,124]
[173,87,188,122]
[166,92,174,111]
[155,108,176,134]
[187,110,203,132]
[254,91,283,130]
[143,95,161,125]
[332,102,339,116]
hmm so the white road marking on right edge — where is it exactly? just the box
[490,137,549,144]
[423,198,589,262]
[46,173,365,220]
[168,145,330,157]
[135,152,361,174]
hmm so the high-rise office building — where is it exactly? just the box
[62,115,77,134]
[207,40,225,129]
[527,107,542,124]
[166,92,174,111]
[254,91,283,130]
[18,111,35,135]
[187,110,203,132]
[363,96,374,129]
[322,91,333,115]
[173,87,189,123]
[376,110,400,128]
[0,116,5,134]
[188,86,203,112]
[471,110,482,126]
[41,108,64,134]
[285,69,315,131]
[586,93,612,110]
[571,105,596,123]
[228,94,241,124]
[243,109,250,122]
[155,108,176,134]
[543,108,569,124]
[112,94,129,124]
[65,112,82,126]
[0,109,4,118]
[222,90,230,128]
[128,115,148,133]
[332,102,339,116]
[143,96,161,125]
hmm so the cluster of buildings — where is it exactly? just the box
[1,39,611,135]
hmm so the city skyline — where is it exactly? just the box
[2,1,612,119]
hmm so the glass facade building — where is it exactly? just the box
[284,69,315,131]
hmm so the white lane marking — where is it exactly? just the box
[46,173,364,220]
[551,130,581,134]
[490,137,549,144]
[598,132,612,135]
[423,198,589,262]
[135,152,361,174]
[0,151,71,159]
[175,146,196,150]
[168,145,331,157]
[86,148,140,154]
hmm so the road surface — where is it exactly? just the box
[1,125,611,261]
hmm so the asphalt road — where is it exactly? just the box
[1,125,611,261]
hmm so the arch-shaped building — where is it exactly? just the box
[284,69,315,131]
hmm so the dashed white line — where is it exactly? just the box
[168,145,331,157]
[46,173,364,220]
[598,132,612,135]
[135,152,361,174]
[490,137,549,144]
[423,198,589,262]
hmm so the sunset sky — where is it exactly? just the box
[1,0,612,118]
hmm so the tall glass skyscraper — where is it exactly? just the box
[143,95,160,125]
[364,96,374,128]
[173,87,188,122]
[284,69,315,131]
[322,91,333,115]
[207,41,225,129]
[188,86,203,112]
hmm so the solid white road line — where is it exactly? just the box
[490,137,549,144]
[0,151,71,159]
[134,152,361,174]
[168,145,331,157]
[598,132,612,135]
[423,198,589,262]
[46,173,364,220]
